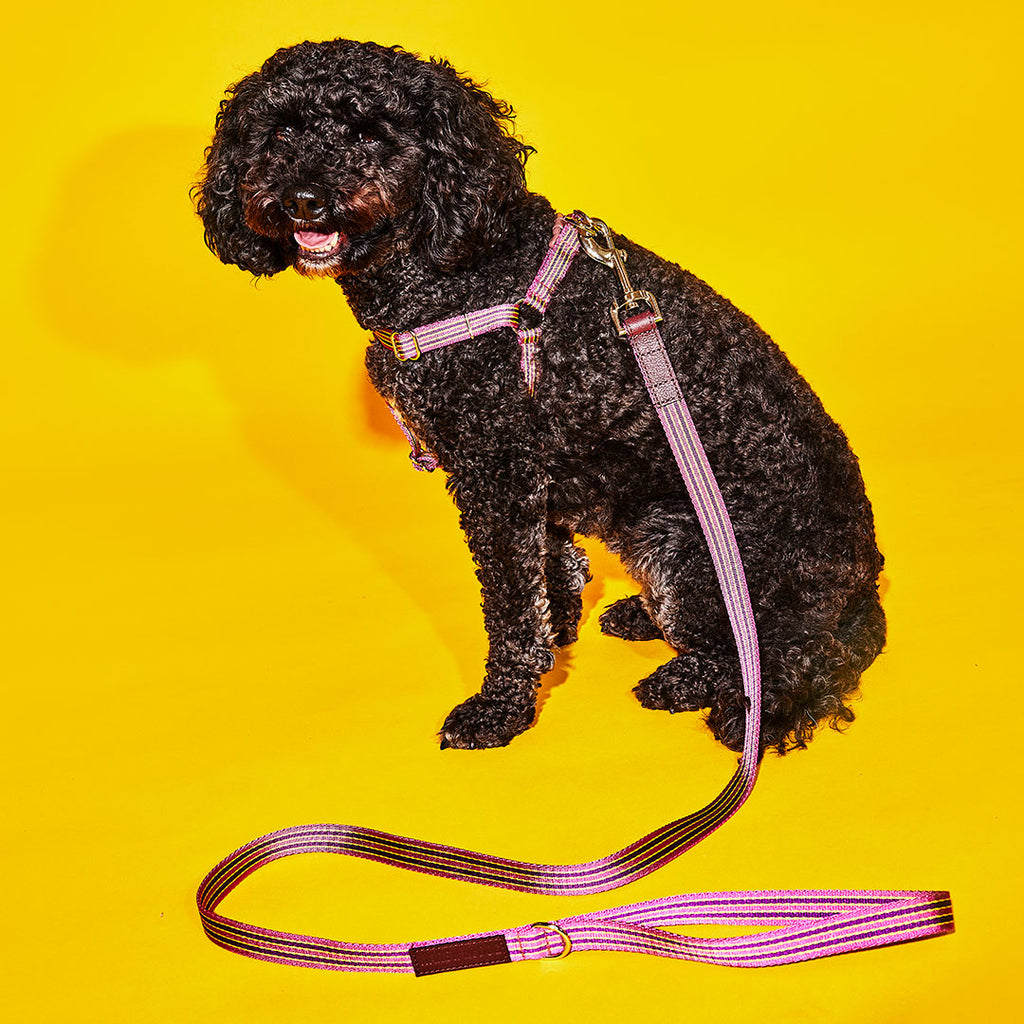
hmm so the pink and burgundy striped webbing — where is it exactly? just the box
[196,821,953,973]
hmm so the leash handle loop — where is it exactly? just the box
[197,825,954,974]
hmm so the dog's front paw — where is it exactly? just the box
[551,619,579,648]
[439,694,534,750]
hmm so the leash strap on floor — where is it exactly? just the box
[197,825,953,974]
[196,213,954,974]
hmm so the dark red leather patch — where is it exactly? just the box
[408,933,512,977]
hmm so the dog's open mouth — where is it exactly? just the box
[294,230,345,257]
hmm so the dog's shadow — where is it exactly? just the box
[37,130,460,663]
[39,127,637,720]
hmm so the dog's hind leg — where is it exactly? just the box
[545,523,591,647]
[636,582,887,753]
[613,501,749,743]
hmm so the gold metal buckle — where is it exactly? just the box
[531,921,572,960]
[373,329,421,361]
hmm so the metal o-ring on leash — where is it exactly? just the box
[531,921,572,959]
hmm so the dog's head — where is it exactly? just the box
[195,39,532,278]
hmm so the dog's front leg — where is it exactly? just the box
[438,452,554,750]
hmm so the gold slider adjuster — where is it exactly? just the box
[532,921,572,959]
[374,328,421,361]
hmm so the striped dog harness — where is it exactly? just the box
[373,215,581,471]
[196,212,954,974]
[374,213,581,390]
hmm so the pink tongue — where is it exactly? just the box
[294,230,336,248]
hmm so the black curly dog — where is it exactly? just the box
[196,39,886,754]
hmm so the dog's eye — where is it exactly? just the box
[355,130,376,145]
[274,125,295,143]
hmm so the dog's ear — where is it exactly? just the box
[416,59,532,272]
[194,84,290,278]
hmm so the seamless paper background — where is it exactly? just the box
[4,1,1019,1020]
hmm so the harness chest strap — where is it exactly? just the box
[196,213,954,974]
[374,213,580,380]
[374,215,582,471]
[374,219,577,471]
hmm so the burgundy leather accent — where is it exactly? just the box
[408,933,512,976]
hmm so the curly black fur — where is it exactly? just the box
[196,39,886,755]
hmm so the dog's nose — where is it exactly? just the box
[282,185,329,222]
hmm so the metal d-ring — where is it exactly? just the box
[531,921,572,959]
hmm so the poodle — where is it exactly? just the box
[195,38,886,754]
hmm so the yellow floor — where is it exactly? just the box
[4,2,1019,1020]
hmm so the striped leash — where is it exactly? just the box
[196,213,953,974]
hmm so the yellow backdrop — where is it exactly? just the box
[4,1,1019,1020]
